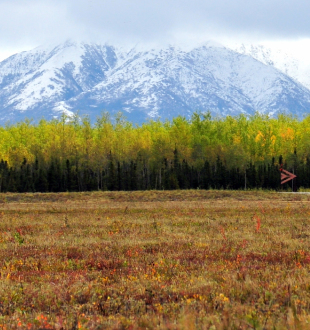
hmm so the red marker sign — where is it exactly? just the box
[280,169,296,185]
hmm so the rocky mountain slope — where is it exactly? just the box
[0,40,310,124]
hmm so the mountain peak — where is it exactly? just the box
[0,41,310,124]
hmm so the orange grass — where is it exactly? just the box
[0,190,310,329]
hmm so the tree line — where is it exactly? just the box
[0,112,309,192]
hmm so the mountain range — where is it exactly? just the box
[0,40,310,124]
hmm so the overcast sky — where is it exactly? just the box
[0,0,309,60]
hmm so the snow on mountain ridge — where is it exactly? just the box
[61,43,310,121]
[230,43,310,90]
[1,42,122,114]
[1,41,310,124]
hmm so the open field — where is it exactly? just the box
[1,190,310,329]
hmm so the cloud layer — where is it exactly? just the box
[0,0,309,50]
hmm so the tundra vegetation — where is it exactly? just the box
[1,190,310,329]
[0,112,309,192]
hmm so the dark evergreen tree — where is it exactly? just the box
[129,161,137,191]
[107,152,116,191]
[48,159,61,192]
[7,168,18,192]
[117,162,122,191]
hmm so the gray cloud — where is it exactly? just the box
[0,0,309,50]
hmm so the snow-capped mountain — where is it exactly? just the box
[1,40,310,124]
[231,43,310,90]
[0,41,121,122]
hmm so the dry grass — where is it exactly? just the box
[1,190,310,329]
